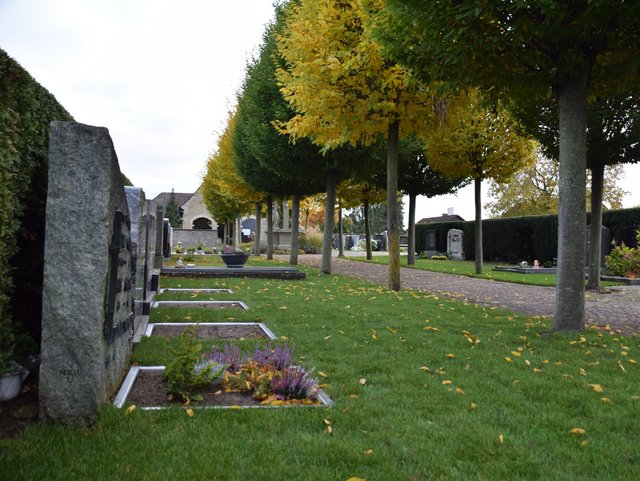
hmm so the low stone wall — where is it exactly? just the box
[172,229,219,251]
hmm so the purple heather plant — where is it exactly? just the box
[208,343,247,372]
[271,367,318,401]
[252,342,294,371]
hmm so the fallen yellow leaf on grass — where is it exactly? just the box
[442,380,452,385]
[446,353,456,358]
[363,449,373,456]
[318,371,328,378]
[455,387,465,395]
[186,408,195,417]
[419,366,432,373]
[570,428,587,435]
[323,418,332,426]
[126,405,136,414]
[326,425,333,434]
[359,378,367,385]
[470,403,478,410]
[601,397,612,403]
[505,357,513,362]
[511,351,521,358]
[587,384,604,393]
[498,434,505,444]
[346,478,365,481]
[580,440,589,447]
[424,326,440,332]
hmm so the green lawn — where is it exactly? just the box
[351,256,620,287]
[1,265,638,480]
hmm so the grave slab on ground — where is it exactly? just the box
[161,266,306,279]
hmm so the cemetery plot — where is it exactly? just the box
[145,322,276,340]
[114,366,333,410]
[151,300,249,310]
[159,288,233,294]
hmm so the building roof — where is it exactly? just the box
[417,213,466,224]
[152,192,194,208]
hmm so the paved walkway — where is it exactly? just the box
[284,253,640,335]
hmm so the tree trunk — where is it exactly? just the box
[387,120,401,291]
[254,202,262,256]
[321,171,338,274]
[338,206,344,258]
[266,196,274,260]
[364,198,372,261]
[554,71,588,332]
[474,177,483,275]
[235,213,242,246]
[586,161,605,290]
[407,193,416,266]
[289,194,300,265]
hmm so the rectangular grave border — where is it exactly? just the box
[113,366,334,410]
[151,300,249,310]
[145,322,277,340]
[159,288,233,294]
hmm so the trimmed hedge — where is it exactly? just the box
[416,207,640,263]
[0,49,73,350]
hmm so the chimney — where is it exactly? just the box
[447,207,454,215]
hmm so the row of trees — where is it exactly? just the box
[203,0,639,332]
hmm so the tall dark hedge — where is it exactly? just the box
[0,49,73,347]
[416,207,640,263]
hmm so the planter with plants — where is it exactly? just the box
[220,245,250,268]
[0,325,29,402]
[114,327,331,409]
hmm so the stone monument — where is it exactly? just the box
[447,229,464,260]
[40,122,134,424]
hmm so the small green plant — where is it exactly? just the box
[240,242,254,254]
[186,246,196,254]
[0,319,15,375]
[182,254,195,262]
[543,260,553,268]
[163,325,224,403]
[605,230,640,278]
[175,242,182,254]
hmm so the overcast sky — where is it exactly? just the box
[1,0,638,224]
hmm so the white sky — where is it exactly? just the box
[1,0,638,225]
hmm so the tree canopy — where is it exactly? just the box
[276,0,440,289]
[376,0,640,330]
[426,90,536,273]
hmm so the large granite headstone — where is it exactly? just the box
[154,205,164,269]
[40,122,134,424]
[125,187,146,317]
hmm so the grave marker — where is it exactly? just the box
[40,122,134,424]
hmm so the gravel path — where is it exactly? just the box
[283,254,640,335]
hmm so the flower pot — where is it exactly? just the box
[220,253,249,268]
[0,362,29,401]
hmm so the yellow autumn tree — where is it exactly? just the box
[426,90,537,274]
[276,0,439,290]
[203,110,265,246]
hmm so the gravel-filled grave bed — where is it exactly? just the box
[145,322,276,340]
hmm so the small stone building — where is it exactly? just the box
[151,185,218,251]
